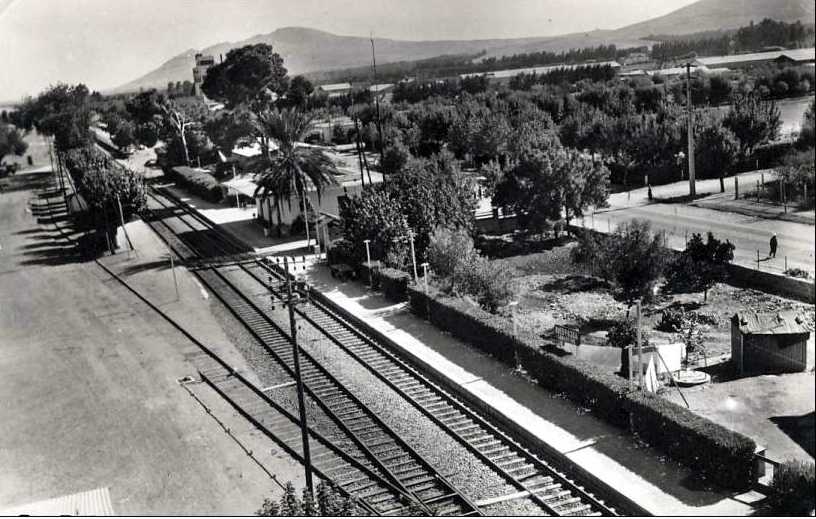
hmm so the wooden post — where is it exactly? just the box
[734,176,739,200]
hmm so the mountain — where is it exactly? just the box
[611,0,814,38]
[111,0,815,94]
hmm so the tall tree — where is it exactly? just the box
[0,124,28,165]
[666,231,734,301]
[493,143,610,236]
[32,83,93,152]
[723,91,781,159]
[696,124,739,193]
[252,108,338,242]
[201,44,289,108]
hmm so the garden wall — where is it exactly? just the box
[405,285,758,490]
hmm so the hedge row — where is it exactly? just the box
[406,284,757,489]
[168,167,223,203]
[379,267,410,302]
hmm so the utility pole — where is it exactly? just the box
[370,34,385,176]
[408,231,418,282]
[686,63,696,198]
[281,257,314,493]
[636,299,643,389]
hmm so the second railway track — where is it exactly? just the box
[140,185,632,516]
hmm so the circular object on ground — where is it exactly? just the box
[674,370,711,386]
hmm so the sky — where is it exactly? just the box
[0,0,698,101]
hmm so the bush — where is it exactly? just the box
[767,460,815,516]
[170,166,223,202]
[327,238,356,266]
[379,267,411,302]
[785,267,811,279]
[657,308,685,332]
[406,284,757,489]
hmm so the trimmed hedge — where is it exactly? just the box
[406,283,758,489]
[768,459,815,516]
[169,167,223,203]
[379,268,411,303]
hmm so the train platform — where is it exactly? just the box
[299,264,763,516]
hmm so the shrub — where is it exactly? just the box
[379,267,411,302]
[766,460,815,516]
[572,221,666,305]
[257,481,367,516]
[657,308,685,332]
[170,166,223,202]
[327,238,356,266]
[666,232,734,301]
[785,267,811,279]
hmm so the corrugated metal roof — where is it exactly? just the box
[733,310,813,335]
[696,48,815,67]
[780,47,816,62]
[697,50,786,66]
[460,61,621,80]
[0,487,115,516]
[318,82,352,92]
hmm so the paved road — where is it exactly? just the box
[581,171,816,276]
[0,166,293,513]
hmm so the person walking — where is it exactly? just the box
[769,233,778,258]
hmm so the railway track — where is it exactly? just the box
[140,185,631,516]
[143,188,483,516]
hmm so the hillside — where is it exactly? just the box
[111,0,816,94]
[612,0,814,38]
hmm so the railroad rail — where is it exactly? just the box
[140,185,632,516]
[142,188,483,516]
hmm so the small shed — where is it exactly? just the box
[731,310,814,375]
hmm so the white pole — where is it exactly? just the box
[363,239,372,286]
[636,300,643,389]
[421,262,429,292]
[409,232,418,282]
[233,164,240,209]
[116,195,132,259]
[686,63,696,198]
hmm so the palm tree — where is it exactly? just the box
[253,108,338,245]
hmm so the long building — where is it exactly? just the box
[695,48,815,69]
[459,61,621,83]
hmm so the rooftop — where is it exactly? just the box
[460,61,621,80]
[733,310,813,335]
[318,82,352,92]
[696,48,815,67]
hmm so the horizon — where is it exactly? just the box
[0,0,700,101]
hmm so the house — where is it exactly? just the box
[731,310,815,375]
[308,116,356,143]
[316,82,353,98]
[242,145,383,233]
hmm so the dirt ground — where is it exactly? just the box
[0,167,303,513]
[495,240,814,364]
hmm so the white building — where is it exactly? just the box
[192,54,216,97]
[316,82,353,98]
[459,61,621,83]
[224,144,383,233]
